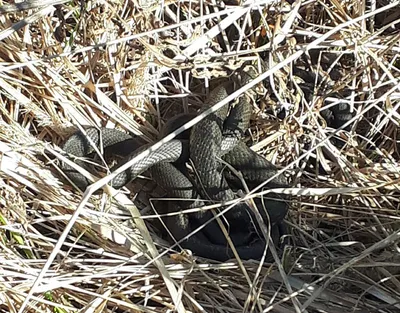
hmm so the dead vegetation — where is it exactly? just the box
[0,0,399,312]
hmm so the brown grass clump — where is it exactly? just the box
[0,0,399,312]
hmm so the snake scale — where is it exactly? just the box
[61,64,289,261]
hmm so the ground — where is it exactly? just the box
[0,1,399,312]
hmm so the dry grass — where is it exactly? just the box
[0,0,400,312]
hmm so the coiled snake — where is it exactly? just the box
[61,64,289,261]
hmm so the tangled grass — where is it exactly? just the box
[0,0,399,312]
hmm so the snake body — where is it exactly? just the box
[61,64,289,261]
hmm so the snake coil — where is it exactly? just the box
[61,64,289,261]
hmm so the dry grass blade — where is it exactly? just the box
[0,0,400,312]
[0,1,69,14]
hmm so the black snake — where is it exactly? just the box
[61,64,289,261]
